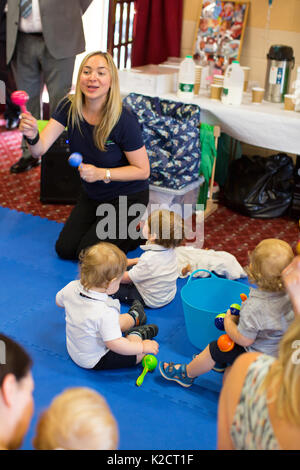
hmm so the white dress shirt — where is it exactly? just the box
[19,0,42,33]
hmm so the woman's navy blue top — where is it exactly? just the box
[52,98,149,202]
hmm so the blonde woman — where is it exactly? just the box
[159,239,295,387]
[19,51,150,259]
[33,387,119,450]
[218,316,300,449]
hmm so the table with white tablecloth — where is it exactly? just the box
[156,91,300,155]
[121,87,300,155]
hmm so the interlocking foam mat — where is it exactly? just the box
[0,206,251,450]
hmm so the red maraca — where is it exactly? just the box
[11,90,29,113]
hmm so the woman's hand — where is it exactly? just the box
[19,112,38,139]
[282,255,300,316]
[78,163,105,183]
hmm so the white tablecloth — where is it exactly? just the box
[122,88,300,155]
[162,91,300,155]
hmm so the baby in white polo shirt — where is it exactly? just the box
[56,242,159,371]
[113,210,185,308]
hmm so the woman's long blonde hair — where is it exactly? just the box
[261,316,300,425]
[67,51,122,151]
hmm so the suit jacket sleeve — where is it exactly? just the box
[80,0,93,15]
[39,0,89,60]
[7,0,92,62]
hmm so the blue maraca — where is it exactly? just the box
[214,294,248,331]
[215,312,226,331]
[68,152,82,168]
[229,303,241,316]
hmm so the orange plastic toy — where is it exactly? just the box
[217,334,235,352]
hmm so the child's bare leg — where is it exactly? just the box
[119,313,135,332]
[187,346,216,377]
[161,345,215,379]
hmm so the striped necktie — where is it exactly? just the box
[20,0,32,18]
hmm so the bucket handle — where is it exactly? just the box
[187,269,218,285]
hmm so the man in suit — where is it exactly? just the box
[7,0,93,173]
[0,0,19,129]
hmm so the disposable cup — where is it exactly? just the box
[194,66,202,95]
[242,66,250,92]
[210,84,223,100]
[252,87,264,104]
[213,74,224,85]
[284,94,295,111]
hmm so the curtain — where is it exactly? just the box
[131,0,183,67]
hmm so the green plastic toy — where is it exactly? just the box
[136,354,158,387]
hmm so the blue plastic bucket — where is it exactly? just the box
[181,269,250,350]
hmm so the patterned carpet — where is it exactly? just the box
[0,128,73,223]
[0,126,299,267]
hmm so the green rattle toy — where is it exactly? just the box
[136,354,158,387]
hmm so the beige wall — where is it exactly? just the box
[182,0,300,90]
[181,0,202,58]
[181,0,299,157]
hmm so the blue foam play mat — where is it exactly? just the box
[0,206,251,450]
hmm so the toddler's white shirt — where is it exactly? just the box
[56,280,122,368]
[128,243,178,308]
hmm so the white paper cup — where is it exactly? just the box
[284,94,295,111]
[213,74,224,85]
[252,87,264,104]
[242,66,251,92]
[210,84,223,100]
[194,66,202,95]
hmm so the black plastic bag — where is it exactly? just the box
[223,153,294,218]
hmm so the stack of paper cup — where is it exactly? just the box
[252,87,265,104]
[242,66,250,92]
[210,84,223,100]
[194,65,202,95]
[284,94,295,111]
[213,74,224,86]
[210,75,223,100]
